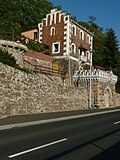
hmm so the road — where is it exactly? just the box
[0,110,120,160]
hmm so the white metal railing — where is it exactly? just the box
[73,69,118,84]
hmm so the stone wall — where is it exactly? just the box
[23,55,52,71]
[93,82,116,107]
[0,63,88,117]
[0,40,28,67]
[115,93,120,106]
[74,69,120,108]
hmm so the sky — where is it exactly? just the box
[50,0,120,47]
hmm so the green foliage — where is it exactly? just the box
[0,0,120,92]
[79,18,120,92]
[22,39,50,53]
[26,40,44,52]
[0,0,53,35]
[0,49,16,67]
[0,49,32,74]
[102,28,119,67]
[55,5,62,10]
[78,20,105,67]
[15,65,32,74]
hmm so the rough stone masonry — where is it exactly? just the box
[0,63,88,117]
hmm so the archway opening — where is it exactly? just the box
[104,87,112,107]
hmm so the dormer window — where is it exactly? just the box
[72,25,76,36]
[50,27,55,36]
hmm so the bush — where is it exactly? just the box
[22,39,49,53]
[0,49,16,67]
[15,65,32,74]
[0,49,32,74]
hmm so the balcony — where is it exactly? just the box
[79,55,89,63]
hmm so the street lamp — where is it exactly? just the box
[89,50,92,109]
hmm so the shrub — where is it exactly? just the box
[0,49,16,67]
[0,49,32,74]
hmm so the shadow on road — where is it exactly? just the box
[46,128,120,160]
[90,141,120,160]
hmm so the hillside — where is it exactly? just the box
[0,0,53,35]
[0,0,120,92]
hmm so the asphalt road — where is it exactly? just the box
[0,110,120,160]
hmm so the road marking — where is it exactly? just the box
[114,121,120,125]
[8,138,67,158]
[1,108,120,131]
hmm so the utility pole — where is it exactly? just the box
[89,50,92,109]
[68,56,71,87]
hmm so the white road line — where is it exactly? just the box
[1,108,120,131]
[8,138,67,158]
[114,121,120,125]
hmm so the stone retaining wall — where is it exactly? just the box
[115,93,120,106]
[0,63,88,117]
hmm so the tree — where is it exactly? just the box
[88,16,96,24]
[78,20,105,66]
[0,0,54,35]
[102,28,119,68]
[88,16,103,31]
[79,19,120,92]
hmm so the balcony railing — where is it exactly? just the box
[73,69,118,84]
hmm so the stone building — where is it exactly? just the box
[38,9,93,84]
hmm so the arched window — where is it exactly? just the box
[80,30,84,40]
[50,27,55,36]
[71,43,76,54]
[87,51,90,60]
[72,25,76,36]
[86,35,90,44]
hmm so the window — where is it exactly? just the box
[84,50,87,57]
[71,43,76,54]
[34,32,38,41]
[80,30,84,40]
[53,14,55,22]
[87,51,90,60]
[52,42,60,53]
[86,35,90,44]
[50,27,55,36]
[79,48,82,55]
[72,25,76,36]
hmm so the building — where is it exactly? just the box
[21,28,38,42]
[38,9,93,84]
[38,9,93,61]
[20,9,119,108]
